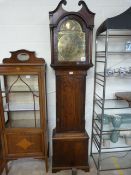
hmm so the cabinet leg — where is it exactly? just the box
[72,168,77,175]
[5,163,9,175]
[45,158,48,172]
[97,170,100,175]
[47,142,49,157]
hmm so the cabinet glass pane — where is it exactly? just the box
[0,75,40,128]
[58,19,86,62]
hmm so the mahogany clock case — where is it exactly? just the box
[49,0,95,172]
[0,50,48,173]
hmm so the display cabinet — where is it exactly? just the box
[49,0,95,173]
[91,7,131,175]
[0,50,48,172]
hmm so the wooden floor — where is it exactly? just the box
[2,157,131,175]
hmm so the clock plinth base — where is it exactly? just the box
[52,129,90,173]
[52,165,89,173]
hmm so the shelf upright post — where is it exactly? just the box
[97,29,108,175]
[91,32,99,158]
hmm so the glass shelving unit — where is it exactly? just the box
[91,7,131,175]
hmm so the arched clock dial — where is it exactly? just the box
[58,19,86,62]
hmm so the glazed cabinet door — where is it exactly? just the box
[0,73,46,157]
[1,74,40,129]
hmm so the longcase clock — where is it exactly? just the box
[49,0,95,172]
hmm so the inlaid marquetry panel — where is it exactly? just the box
[6,133,44,155]
[16,138,34,150]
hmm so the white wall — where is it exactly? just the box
[0,0,130,155]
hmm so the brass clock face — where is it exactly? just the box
[58,20,86,62]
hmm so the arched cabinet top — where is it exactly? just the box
[2,50,45,65]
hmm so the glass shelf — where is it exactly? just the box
[93,134,131,150]
[4,103,39,112]
[92,151,131,171]
[98,34,131,38]
[94,120,131,132]
[96,72,131,78]
[2,90,39,93]
[5,119,40,128]
[97,51,131,55]
[95,99,129,109]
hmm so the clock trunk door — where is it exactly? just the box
[56,71,86,133]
